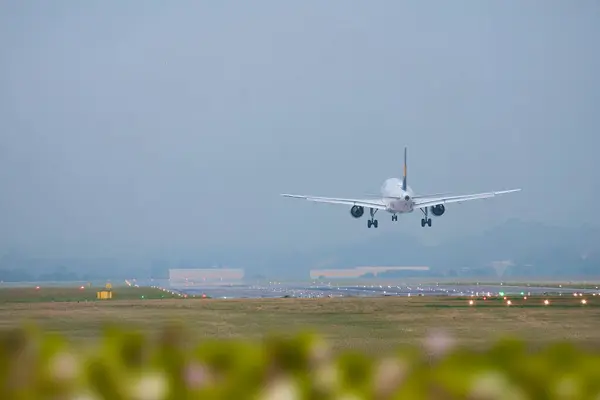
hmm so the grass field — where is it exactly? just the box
[2,286,600,355]
[0,285,187,303]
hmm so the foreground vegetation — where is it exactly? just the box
[2,323,600,399]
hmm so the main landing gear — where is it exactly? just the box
[420,208,432,228]
[392,214,398,222]
[367,208,378,228]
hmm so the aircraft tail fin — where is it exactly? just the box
[402,147,407,191]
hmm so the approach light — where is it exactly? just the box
[581,299,587,305]
[523,296,527,300]
[468,300,474,305]
[544,299,550,305]
[507,300,512,305]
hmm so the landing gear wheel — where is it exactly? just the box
[367,207,379,228]
[420,207,433,228]
[392,215,398,221]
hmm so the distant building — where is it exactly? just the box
[169,268,244,285]
[310,266,429,279]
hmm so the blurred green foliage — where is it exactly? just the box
[2,324,600,399]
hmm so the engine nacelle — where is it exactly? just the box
[350,205,364,218]
[430,204,445,217]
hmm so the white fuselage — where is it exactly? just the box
[381,178,415,214]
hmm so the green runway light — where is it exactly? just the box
[499,291,505,296]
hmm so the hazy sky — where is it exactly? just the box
[1,1,598,258]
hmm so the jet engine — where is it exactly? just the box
[430,204,445,217]
[350,205,364,218]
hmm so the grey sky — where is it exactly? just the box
[0,1,598,259]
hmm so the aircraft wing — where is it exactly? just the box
[413,189,521,209]
[281,194,388,210]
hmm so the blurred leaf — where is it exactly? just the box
[0,325,600,399]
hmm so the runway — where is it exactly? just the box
[171,282,597,299]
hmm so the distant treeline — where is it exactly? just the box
[0,268,118,282]
[2,262,600,283]
[356,265,600,280]
[358,270,441,279]
[2,217,600,282]
[0,265,170,282]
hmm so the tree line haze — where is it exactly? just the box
[1,219,598,282]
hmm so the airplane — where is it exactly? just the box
[281,147,521,228]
